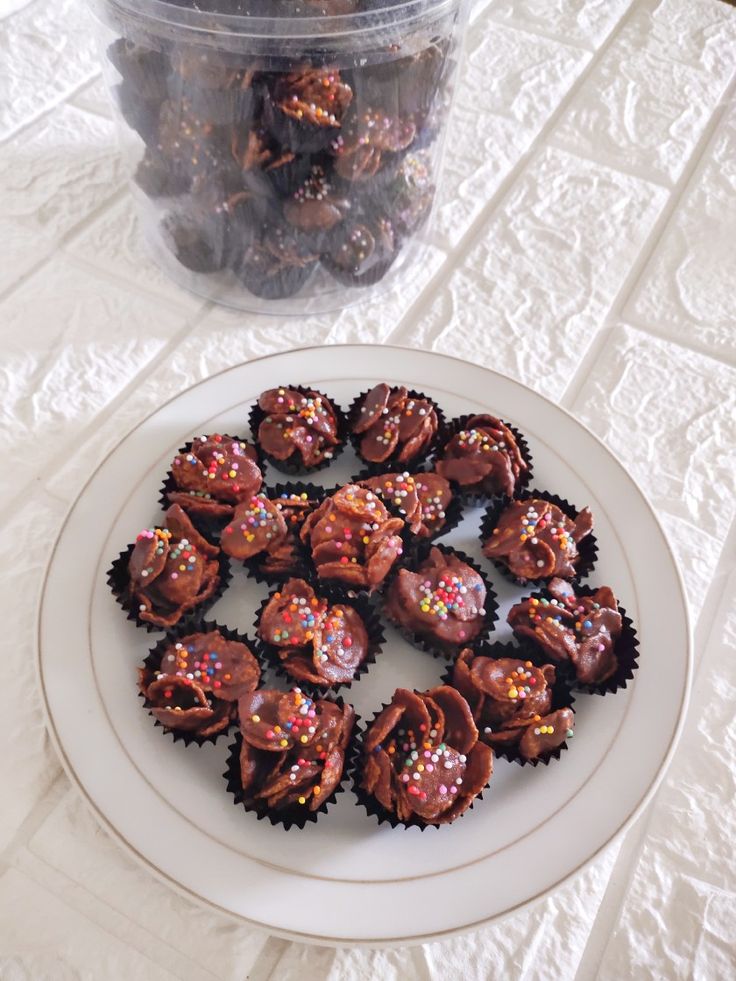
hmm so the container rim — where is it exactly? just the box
[95,0,462,40]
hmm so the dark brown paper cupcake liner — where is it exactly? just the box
[351,696,490,831]
[346,388,447,475]
[479,489,598,588]
[351,466,464,544]
[242,481,329,586]
[138,618,265,747]
[442,640,576,767]
[107,545,231,634]
[381,543,499,661]
[223,695,359,830]
[433,414,534,507]
[248,384,348,476]
[254,582,385,696]
[158,434,266,543]
[508,585,640,696]
[262,91,340,155]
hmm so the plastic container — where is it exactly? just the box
[92,0,469,314]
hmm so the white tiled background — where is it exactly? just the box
[1,0,735,977]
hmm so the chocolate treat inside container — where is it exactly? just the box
[262,65,354,153]
[95,0,466,311]
[480,490,598,587]
[355,686,493,829]
[348,384,444,471]
[167,47,259,127]
[300,482,405,593]
[435,414,533,503]
[256,576,385,691]
[383,543,498,659]
[139,621,262,746]
[224,688,356,829]
[249,385,346,474]
[449,643,575,766]
[507,578,640,695]
[107,503,230,631]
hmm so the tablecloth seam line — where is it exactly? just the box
[557,70,736,411]
[247,937,299,981]
[571,812,651,981]
[382,0,639,346]
[0,771,68,874]
[11,850,215,981]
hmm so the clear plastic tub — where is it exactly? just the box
[92,0,469,314]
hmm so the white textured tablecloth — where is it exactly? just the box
[2,0,735,977]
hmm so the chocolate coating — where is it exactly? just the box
[251,489,322,580]
[236,688,354,813]
[360,686,493,826]
[300,483,404,591]
[352,384,439,466]
[126,504,221,628]
[482,497,594,581]
[258,578,370,686]
[384,546,487,653]
[436,415,528,497]
[451,649,574,761]
[257,387,342,467]
[139,628,260,737]
[167,435,262,517]
[508,578,623,685]
[220,494,289,560]
[359,471,453,538]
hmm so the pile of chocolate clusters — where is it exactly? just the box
[108,0,453,299]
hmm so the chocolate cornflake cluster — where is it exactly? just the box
[300,483,404,591]
[249,487,322,580]
[166,434,263,518]
[358,471,453,538]
[359,686,493,827]
[233,688,355,818]
[124,504,223,628]
[436,415,529,498]
[508,578,624,686]
[258,577,375,687]
[451,648,574,762]
[254,387,343,470]
[350,384,440,467]
[139,627,261,739]
[108,13,450,300]
[482,496,595,582]
[383,546,490,655]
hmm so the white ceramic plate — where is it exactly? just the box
[37,345,691,946]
